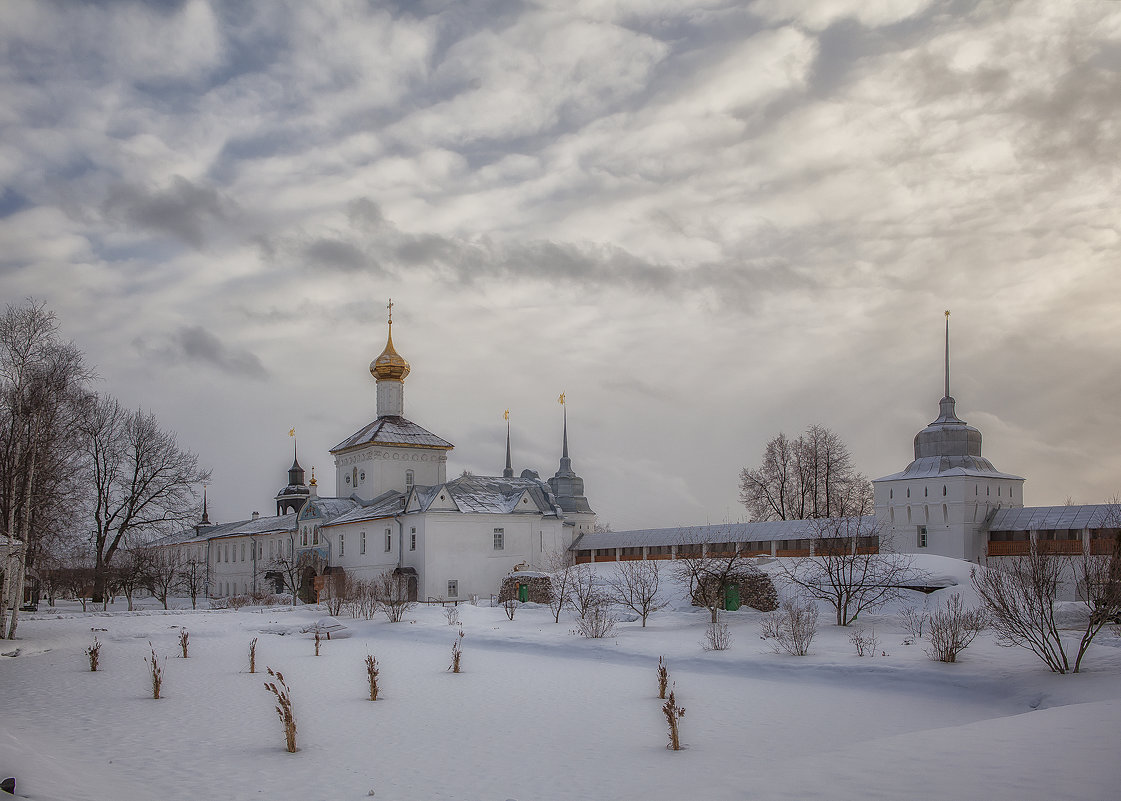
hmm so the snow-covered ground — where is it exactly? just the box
[2,556,1119,801]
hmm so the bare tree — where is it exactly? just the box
[83,395,209,602]
[266,545,312,605]
[739,425,872,522]
[144,547,182,610]
[777,516,919,626]
[375,570,415,623]
[566,562,605,619]
[321,569,353,617]
[0,300,92,638]
[543,548,576,623]
[760,597,819,656]
[113,546,154,611]
[973,515,1121,674]
[177,554,207,610]
[606,559,665,627]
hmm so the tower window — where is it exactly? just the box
[406,470,414,490]
[918,526,928,548]
[385,529,392,552]
[906,488,910,498]
[924,487,928,497]
[889,488,893,500]
[313,527,319,545]
[410,532,416,551]
[942,485,947,496]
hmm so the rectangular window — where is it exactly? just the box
[313,528,319,545]
[385,529,392,552]
[410,533,416,551]
[361,532,366,555]
[241,543,246,562]
[340,534,345,557]
[447,580,458,598]
[918,526,928,548]
[493,528,504,550]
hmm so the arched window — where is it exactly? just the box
[405,469,415,489]
[942,504,948,522]
[942,485,947,496]
[924,486,928,497]
[890,507,895,523]
[302,527,308,546]
[352,467,358,487]
[313,527,319,545]
[890,488,893,500]
[906,488,911,498]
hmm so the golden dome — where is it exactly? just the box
[370,318,410,382]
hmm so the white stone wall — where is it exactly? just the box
[876,476,1025,562]
[334,444,447,499]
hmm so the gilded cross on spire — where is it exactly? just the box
[388,298,394,325]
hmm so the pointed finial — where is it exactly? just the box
[503,410,514,478]
[201,484,210,525]
[309,467,317,487]
[944,310,951,399]
[388,298,394,325]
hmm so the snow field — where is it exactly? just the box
[2,556,1120,801]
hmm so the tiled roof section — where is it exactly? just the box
[988,504,1119,532]
[569,519,874,551]
[570,517,875,550]
[326,491,406,526]
[153,512,299,546]
[330,415,453,453]
[417,475,562,516]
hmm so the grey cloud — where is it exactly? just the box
[136,326,268,380]
[102,176,239,249]
[304,238,375,273]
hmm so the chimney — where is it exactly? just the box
[252,511,260,520]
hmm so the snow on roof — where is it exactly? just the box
[416,475,561,516]
[330,415,453,453]
[875,456,1023,482]
[326,492,406,526]
[154,512,300,546]
[572,517,876,550]
[988,504,1119,532]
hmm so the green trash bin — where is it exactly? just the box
[518,583,529,603]
[724,583,741,611]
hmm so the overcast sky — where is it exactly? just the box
[2,0,1119,530]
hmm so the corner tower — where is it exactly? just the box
[330,301,453,500]
[873,312,1023,562]
[547,395,596,536]
[276,438,310,515]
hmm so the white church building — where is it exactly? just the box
[161,308,595,603]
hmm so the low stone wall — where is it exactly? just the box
[497,572,554,604]
[693,568,778,612]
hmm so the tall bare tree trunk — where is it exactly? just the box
[6,457,34,638]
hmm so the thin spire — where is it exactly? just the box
[944,309,951,399]
[503,409,513,478]
[556,392,572,475]
[562,404,569,459]
[201,484,210,526]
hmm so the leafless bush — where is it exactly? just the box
[264,667,297,753]
[314,631,321,657]
[366,654,380,701]
[145,642,163,699]
[702,618,732,652]
[449,631,464,673]
[760,598,818,656]
[226,594,250,611]
[544,549,576,623]
[375,571,416,623]
[444,605,460,626]
[657,656,669,699]
[322,569,354,617]
[899,603,929,642]
[925,593,986,663]
[178,629,189,658]
[249,637,258,674]
[86,636,101,672]
[502,596,518,621]
[607,560,666,627]
[849,626,878,657]
[662,686,685,751]
[345,579,378,620]
[567,563,607,619]
[574,601,617,639]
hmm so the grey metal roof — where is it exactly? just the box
[875,456,1023,482]
[155,512,299,546]
[988,504,1118,532]
[299,497,360,522]
[413,475,562,516]
[331,415,453,453]
[571,517,876,550]
[326,492,406,527]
